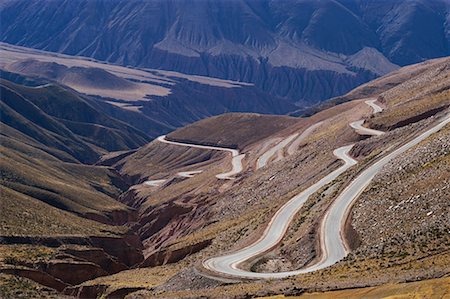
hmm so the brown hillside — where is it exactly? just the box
[167,113,301,150]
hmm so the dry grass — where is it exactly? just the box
[0,131,132,230]
[168,113,301,150]
[260,276,450,299]
[0,186,124,237]
[79,263,183,297]
[118,58,450,298]
[0,274,61,298]
[369,91,449,129]
[0,245,56,267]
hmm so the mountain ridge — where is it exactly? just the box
[2,0,448,104]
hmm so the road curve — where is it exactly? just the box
[287,121,324,155]
[257,121,325,170]
[203,104,449,278]
[256,134,298,169]
[143,179,167,187]
[157,135,244,180]
[143,171,203,187]
[349,100,384,136]
[203,145,357,278]
[177,170,203,178]
[365,99,383,113]
[349,120,384,136]
[319,112,450,270]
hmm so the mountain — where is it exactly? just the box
[2,0,448,105]
[61,57,447,297]
[0,78,151,290]
[1,43,297,132]
[0,1,449,297]
[1,52,449,297]
[0,79,150,163]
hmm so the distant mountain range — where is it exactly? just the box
[2,0,448,105]
[1,43,296,137]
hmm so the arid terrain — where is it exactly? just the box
[2,47,448,299]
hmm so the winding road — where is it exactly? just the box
[203,100,450,279]
[156,135,245,180]
[287,121,324,155]
[256,134,298,169]
[349,120,384,136]
[203,145,357,278]
[365,99,383,113]
[257,121,325,169]
[177,170,203,178]
[349,100,384,136]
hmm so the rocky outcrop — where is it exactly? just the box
[60,247,128,274]
[96,150,137,167]
[141,239,212,267]
[0,234,144,289]
[64,284,108,299]
[84,208,138,226]
[39,260,108,286]
[0,268,68,292]
[90,236,143,267]
[118,188,152,210]
[64,284,144,299]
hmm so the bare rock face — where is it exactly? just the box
[141,240,211,267]
[0,235,145,291]
[60,248,128,274]
[1,268,69,292]
[90,236,144,267]
[64,284,108,299]
[39,261,108,286]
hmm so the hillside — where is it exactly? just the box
[167,113,301,150]
[0,16,449,298]
[42,56,450,299]
[0,82,149,290]
[0,79,147,222]
[1,80,150,161]
[2,0,448,105]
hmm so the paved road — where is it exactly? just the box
[319,112,450,270]
[350,119,384,136]
[256,134,298,169]
[203,145,357,278]
[287,121,324,155]
[349,100,384,136]
[143,179,167,187]
[365,99,383,113]
[177,170,203,178]
[143,171,203,187]
[157,135,245,180]
[257,121,325,169]
[203,102,449,278]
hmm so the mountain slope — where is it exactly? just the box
[3,0,447,104]
[0,79,149,223]
[0,79,148,289]
[1,80,150,162]
[68,57,450,298]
